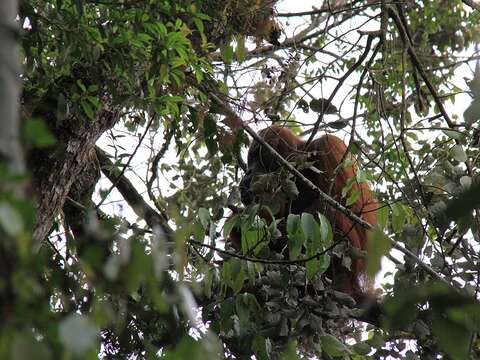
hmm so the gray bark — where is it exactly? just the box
[0,0,24,175]
[32,110,118,243]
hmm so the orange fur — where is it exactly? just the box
[234,125,377,298]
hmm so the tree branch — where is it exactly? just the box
[201,81,459,292]
[96,146,173,238]
[461,0,480,11]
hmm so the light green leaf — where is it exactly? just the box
[391,202,406,233]
[80,99,94,120]
[235,36,247,62]
[443,130,462,140]
[220,44,233,64]
[451,145,467,162]
[23,118,56,147]
[376,202,389,230]
[222,259,244,293]
[223,215,238,239]
[321,334,347,357]
[76,79,86,92]
[346,188,361,206]
[242,219,268,255]
[301,213,320,246]
[86,95,100,109]
[318,213,333,246]
[356,169,367,183]
[253,335,271,360]
[198,207,210,229]
[0,202,24,237]
[287,214,304,260]
[367,228,391,276]
[193,17,204,33]
[352,341,372,355]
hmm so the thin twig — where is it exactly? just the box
[96,115,154,209]
[306,32,378,146]
[188,239,338,265]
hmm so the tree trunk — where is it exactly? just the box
[32,110,118,243]
[0,0,24,176]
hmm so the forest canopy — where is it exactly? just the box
[1,0,480,359]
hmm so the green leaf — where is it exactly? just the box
[318,213,333,246]
[367,227,391,276]
[156,22,168,37]
[159,63,168,81]
[161,336,207,360]
[391,202,406,233]
[76,79,86,92]
[301,213,330,278]
[86,96,100,109]
[376,202,389,230]
[220,44,233,64]
[321,334,347,357]
[242,219,268,255]
[252,335,271,360]
[356,169,367,183]
[0,201,24,236]
[352,341,372,355]
[445,181,480,220]
[301,213,320,247]
[222,259,244,293]
[198,208,210,229]
[306,256,320,280]
[279,341,300,360]
[432,317,470,360]
[341,176,355,197]
[443,130,462,140]
[192,222,205,242]
[137,33,153,42]
[235,36,247,62]
[287,214,304,259]
[463,99,480,126]
[80,99,94,120]
[451,144,467,162]
[223,215,239,239]
[23,118,56,147]
[346,188,361,206]
[195,68,204,83]
[172,57,186,68]
[193,17,204,34]
[235,295,251,336]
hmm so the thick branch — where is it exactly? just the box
[96,147,173,238]
[388,6,474,176]
[387,7,454,128]
[462,0,480,11]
